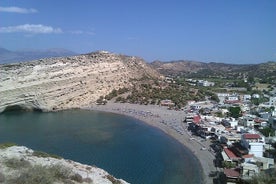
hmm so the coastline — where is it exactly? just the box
[84,102,216,184]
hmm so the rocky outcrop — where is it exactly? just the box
[0,146,129,184]
[0,51,161,113]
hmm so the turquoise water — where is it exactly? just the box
[0,110,203,184]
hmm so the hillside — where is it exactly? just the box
[150,60,276,81]
[0,51,161,113]
[0,47,77,64]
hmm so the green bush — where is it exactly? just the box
[228,106,242,118]
[0,142,17,149]
[32,150,62,159]
[259,127,275,137]
[222,161,236,169]
[248,172,276,184]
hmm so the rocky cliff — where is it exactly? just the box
[0,51,161,113]
[0,145,128,184]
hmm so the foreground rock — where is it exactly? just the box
[0,145,129,184]
[0,51,160,113]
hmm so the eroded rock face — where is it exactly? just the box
[0,51,160,113]
[0,146,129,184]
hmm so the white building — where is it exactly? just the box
[236,126,245,132]
[243,94,251,101]
[227,95,239,101]
[229,118,238,128]
[240,104,250,112]
[259,112,271,120]
[252,94,260,99]
[224,95,239,104]
[269,97,276,107]
[241,163,259,179]
[217,93,230,97]
[239,116,255,127]
[197,80,215,87]
[187,100,196,105]
[241,134,264,157]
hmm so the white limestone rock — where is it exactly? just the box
[0,146,129,184]
[0,51,161,113]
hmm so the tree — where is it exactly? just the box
[259,127,275,137]
[115,96,126,103]
[251,98,259,105]
[222,161,236,168]
[228,106,242,118]
[105,89,118,100]
[215,111,224,118]
[245,172,276,184]
[210,93,220,103]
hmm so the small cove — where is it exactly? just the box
[0,110,203,183]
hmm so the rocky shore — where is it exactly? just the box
[0,145,129,184]
[86,102,216,184]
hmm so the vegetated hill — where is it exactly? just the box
[0,51,161,113]
[0,47,77,64]
[150,60,206,75]
[150,60,276,80]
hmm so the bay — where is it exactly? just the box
[0,110,203,184]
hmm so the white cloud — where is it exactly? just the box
[0,6,38,13]
[0,24,62,34]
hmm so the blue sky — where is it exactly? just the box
[0,0,275,63]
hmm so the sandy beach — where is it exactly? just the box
[85,102,216,184]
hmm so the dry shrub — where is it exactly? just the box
[0,172,5,183]
[7,164,72,184]
[4,158,30,169]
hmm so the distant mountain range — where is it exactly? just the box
[1,47,275,82]
[0,47,77,64]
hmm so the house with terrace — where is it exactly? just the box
[241,134,265,158]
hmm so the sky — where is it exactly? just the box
[0,0,275,63]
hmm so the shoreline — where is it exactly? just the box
[84,102,216,184]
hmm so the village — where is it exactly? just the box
[182,89,276,183]
[95,73,276,183]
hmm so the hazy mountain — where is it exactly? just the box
[0,47,77,64]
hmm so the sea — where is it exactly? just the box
[0,110,203,184]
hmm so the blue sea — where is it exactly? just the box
[0,110,203,184]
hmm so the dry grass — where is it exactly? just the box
[5,162,73,184]
[253,83,270,91]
